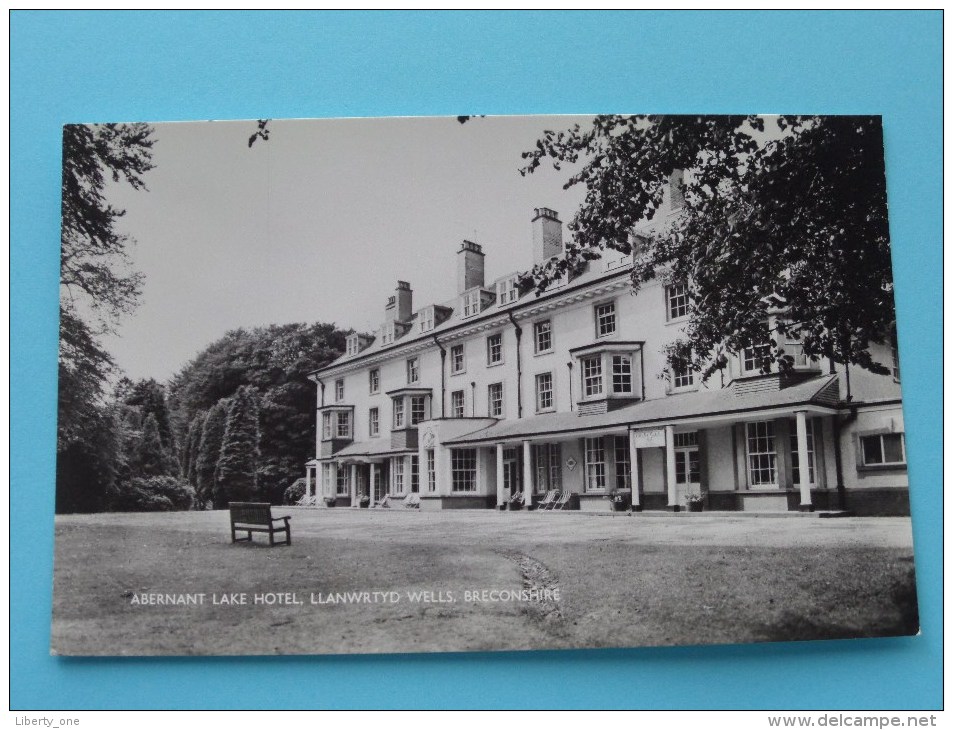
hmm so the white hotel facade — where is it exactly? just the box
[305,195,909,516]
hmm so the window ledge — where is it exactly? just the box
[857,463,907,473]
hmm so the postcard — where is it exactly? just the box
[51,114,918,656]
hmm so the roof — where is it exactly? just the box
[443,374,840,445]
[315,257,635,375]
[329,439,417,459]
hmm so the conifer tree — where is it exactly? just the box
[184,412,205,486]
[132,413,171,478]
[215,386,261,506]
[195,400,228,507]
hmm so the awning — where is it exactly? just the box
[444,374,841,446]
[320,439,417,462]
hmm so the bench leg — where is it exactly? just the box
[269,530,274,546]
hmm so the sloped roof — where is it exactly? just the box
[444,374,840,445]
[330,440,416,459]
[317,259,633,373]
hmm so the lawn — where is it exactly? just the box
[50,509,919,656]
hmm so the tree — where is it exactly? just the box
[122,378,176,453]
[166,322,347,503]
[520,115,895,390]
[57,123,155,512]
[183,411,206,485]
[130,413,173,479]
[214,386,261,506]
[195,400,229,508]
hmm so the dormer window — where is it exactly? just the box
[463,289,481,318]
[497,275,519,305]
[346,335,359,356]
[418,307,435,333]
[381,323,396,346]
[742,343,772,375]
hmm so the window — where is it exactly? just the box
[742,344,772,375]
[369,408,379,437]
[381,324,395,346]
[451,390,465,418]
[336,466,349,496]
[892,346,901,382]
[861,433,906,466]
[614,435,631,490]
[336,411,351,439]
[595,302,616,337]
[746,421,777,487]
[488,382,504,418]
[666,282,690,320]
[392,457,405,494]
[611,355,633,394]
[584,437,607,491]
[407,357,419,384]
[789,419,816,484]
[535,372,554,412]
[335,379,345,402]
[426,449,436,492]
[582,356,603,397]
[419,307,434,333]
[534,443,562,492]
[410,455,420,493]
[393,398,405,429]
[346,335,359,356]
[451,449,477,492]
[322,463,332,495]
[322,412,332,440]
[410,395,427,425]
[486,333,503,366]
[534,320,553,354]
[463,289,481,318]
[450,344,465,374]
[369,368,380,394]
[673,360,694,389]
[498,275,518,305]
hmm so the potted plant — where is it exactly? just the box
[323,496,337,508]
[605,489,631,512]
[358,494,371,508]
[685,492,704,512]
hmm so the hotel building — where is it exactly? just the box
[305,188,908,515]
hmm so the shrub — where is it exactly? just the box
[109,476,195,512]
[283,478,307,505]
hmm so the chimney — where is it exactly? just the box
[532,207,563,264]
[385,280,413,323]
[457,240,485,293]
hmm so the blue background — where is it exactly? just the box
[11,10,942,710]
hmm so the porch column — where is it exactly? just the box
[305,467,312,499]
[370,462,378,505]
[795,410,814,512]
[628,430,642,512]
[329,462,338,500]
[522,440,533,509]
[665,425,679,511]
[350,464,358,507]
[496,443,505,508]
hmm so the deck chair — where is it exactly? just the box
[403,493,421,509]
[552,490,575,510]
[508,490,524,510]
[536,490,559,510]
[376,494,392,508]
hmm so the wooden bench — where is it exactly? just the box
[228,502,291,546]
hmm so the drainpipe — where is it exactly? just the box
[432,335,446,418]
[313,375,326,407]
[567,362,574,412]
[470,381,476,416]
[832,404,858,511]
[508,311,523,419]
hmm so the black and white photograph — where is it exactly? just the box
[52,114,918,657]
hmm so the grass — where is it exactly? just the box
[51,509,919,656]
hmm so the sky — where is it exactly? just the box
[99,115,591,382]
